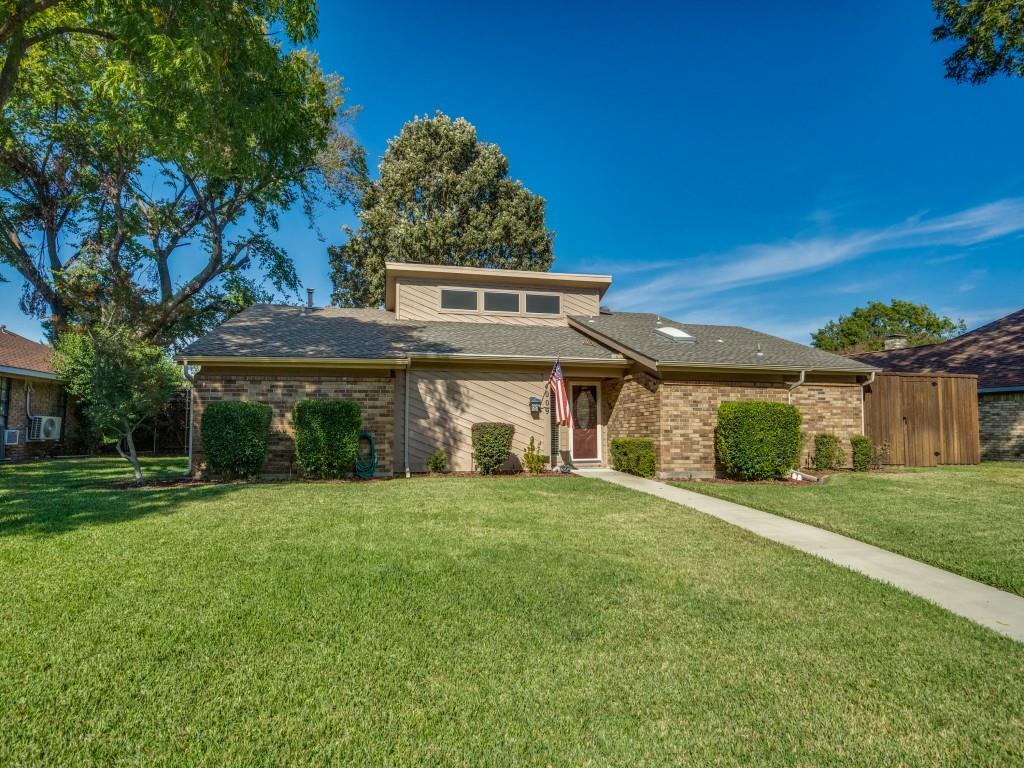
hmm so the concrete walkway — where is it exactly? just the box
[575,468,1024,643]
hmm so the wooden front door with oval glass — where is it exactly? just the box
[571,384,599,460]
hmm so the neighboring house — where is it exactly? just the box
[0,326,77,461]
[177,262,879,478]
[852,309,1024,460]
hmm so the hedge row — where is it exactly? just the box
[610,437,656,478]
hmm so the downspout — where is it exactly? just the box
[404,366,411,478]
[786,370,806,404]
[182,361,195,476]
[860,371,876,434]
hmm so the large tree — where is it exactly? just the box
[329,112,554,307]
[811,299,966,354]
[933,0,1024,83]
[1,0,365,347]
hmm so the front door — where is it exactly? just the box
[571,384,598,460]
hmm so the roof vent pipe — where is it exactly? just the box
[307,288,314,308]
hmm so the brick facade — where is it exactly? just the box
[0,376,84,461]
[604,371,864,478]
[979,392,1024,461]
[191,371,395,478]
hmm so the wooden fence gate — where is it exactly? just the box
[863,372,980,466]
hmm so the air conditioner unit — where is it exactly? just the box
[28,416,62,442]
[3,429,19,446]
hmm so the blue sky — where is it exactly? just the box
[3,0,1022,343]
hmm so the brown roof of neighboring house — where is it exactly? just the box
[0,325,55,377]
[850,308,1024,390]
[570,312,879,373]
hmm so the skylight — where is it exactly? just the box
[655,326,694,342]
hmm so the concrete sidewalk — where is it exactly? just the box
[575,467,1024,643]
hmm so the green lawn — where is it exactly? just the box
[1,459,1022,766]
[675,463,1024,596]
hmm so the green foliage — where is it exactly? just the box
[872,440,891,470]
[426,448,448,474]
[471,422,515,475]
[812,434,846,471]
[200,401,273,480]
[53,323,184,482]
[329,112,554,307]
[0,0,365,347]
[293,399,362,479]
[811,300,965,354]
[851,435,873,472]
[522,436,547,474]
[610,438,657,478]
[933,0,1024,84]
[715,401,803,481]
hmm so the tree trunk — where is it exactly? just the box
[115,422,144,485]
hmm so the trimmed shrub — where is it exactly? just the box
[610,437,657,478]
[201,401,273,479]
[812,433,846,471]
[471,422,514,475]
[426,448,448,474]
[851,435,872,472]
[715,401,803,481]
[523,436,547,474]
[293,399,362,479]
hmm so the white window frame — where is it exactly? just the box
[439,287,480,314]
[524,292,562,317]
[568,380,602,463]
[481,290,522,315]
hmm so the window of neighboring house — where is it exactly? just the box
[440,289,479,311]
[483,291,520,313]
[525,293,561,315]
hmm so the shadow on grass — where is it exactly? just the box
[0,457,244,538]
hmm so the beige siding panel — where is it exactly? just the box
[399,368,550,471]
[396,279,600,324]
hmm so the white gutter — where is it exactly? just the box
[786,370,806,404]
[0,364,58,381]
[860,371,876,434]
[404,367,411,478]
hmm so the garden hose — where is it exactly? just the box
[354,430,377,479]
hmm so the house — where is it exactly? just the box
[0,326,77,461]
[177,262,879,478]
[852,308,1024,460]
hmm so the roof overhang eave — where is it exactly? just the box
[654,361,882,375]
[0,364,58,380]
[176,355,410,369]
[408,353,629,367]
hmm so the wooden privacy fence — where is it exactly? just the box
[863,372,980,466]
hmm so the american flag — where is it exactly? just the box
[549,360,573,428]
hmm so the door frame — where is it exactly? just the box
[569,381,602,462]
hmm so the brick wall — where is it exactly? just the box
[1,377,84,461]
[191,372,395,477]
[603,371,661,465]
[605,374,864,478]
[790,383,864,468]
[979,392,1024,461]
[657,379,789,478]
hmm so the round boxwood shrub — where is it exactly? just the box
[293,399,362,479]
[812,433,846,471]
[201,400,273,479]
[850,435,873,472]
[426,448,448,474]
[610,437,657,478]
[471,422,515,475]
[715,401,803,480]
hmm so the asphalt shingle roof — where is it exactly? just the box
[0,326,54,375]
[570,312,878,372]
[178,305,625,362]
[850,308,1024,390]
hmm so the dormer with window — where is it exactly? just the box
[384,262,611,325]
